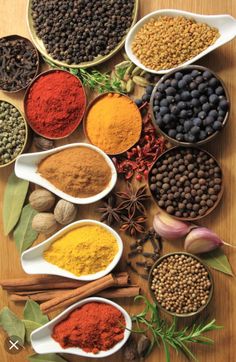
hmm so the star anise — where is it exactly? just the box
[120,214,146,237]
[116,183,150,216]
[97,195,121,226]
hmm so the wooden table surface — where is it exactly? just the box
[1,0,236,361]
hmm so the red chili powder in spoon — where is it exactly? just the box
[52,302,126,353]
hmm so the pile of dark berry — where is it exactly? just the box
[151,67,229,143]
[31,0,135,64]
[149,147,222,219]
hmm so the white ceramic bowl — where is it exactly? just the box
[15,143,117,204]
[21,219,123,281]
[125,9,236,74]
[31,297,132,358]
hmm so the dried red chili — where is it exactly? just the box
[52,302,125,354]
[112,104,166,181]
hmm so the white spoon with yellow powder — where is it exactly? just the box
[21,220,123,281]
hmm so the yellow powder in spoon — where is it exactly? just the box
[43,224,119,276]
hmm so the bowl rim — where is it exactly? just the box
[27,0,139,69]
[148,251,214,318]
[125,8,236,74]
[0,99,28,168]
[83,92,142,155]
[0,34,40,93]
[21,219,123,281]
[15,142,117,204]
[149,64,230,147]
[30,296,132,358]
[23,69,87,140]
[148,145,224,221]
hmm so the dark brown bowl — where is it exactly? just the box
[0,34,40,93]
[24,69,87,140]
[83,92,142,155]
[148,252,214,318]
[150,65,230,147]
[148,146,224,222]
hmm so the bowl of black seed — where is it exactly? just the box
[150,65,230,146]
[0,35,39,93]
[27,0,138,68]
[149,252,213,317]
[0,100,28,167]
[148,146,223,221]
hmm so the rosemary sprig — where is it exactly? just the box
[131,295,223,362]
[43,57,124,93]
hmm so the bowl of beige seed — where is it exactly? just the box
[125,9,236,74]
[148,252,214,318]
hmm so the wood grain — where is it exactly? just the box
[1,0,236,361]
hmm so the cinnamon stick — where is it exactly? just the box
[1,272,129,291]
[40,273,117,314]
[10,286,140,302]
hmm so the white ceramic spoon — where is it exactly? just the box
[14,142,117,204]
[31,297,132,358]
[21,219,123,281]
[125,9,236,74]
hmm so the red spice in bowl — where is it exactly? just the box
[24,70,86,139]
[52,302,125,354]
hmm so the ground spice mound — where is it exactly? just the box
[85,93,142,154]
[38,147,111,197]
[44,225,118,276]
[25,70,86,138]
[52,302,125,353]
[132,16,220,71]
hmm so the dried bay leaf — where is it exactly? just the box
[23,300,49,325]
[0,307,25,342]
[200,249,234,276]
[28,354,67,362]
[13,204,38,253]
[23,320,41,344]
[3,172,29,235]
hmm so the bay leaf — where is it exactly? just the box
[23,300,49,325]
[0,307,25,342]
[23,320,41,344]
[13,204,38,253]
[200,249,234,276]
[3,172,29,235]
[28,354,67,362]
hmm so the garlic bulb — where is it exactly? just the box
[184,227,223,254]
[153,212,192,240]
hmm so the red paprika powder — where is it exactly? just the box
[25,70,86,139]
[52,302,126,354]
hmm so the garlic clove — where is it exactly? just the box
[184,227,223,254]
[153,212,192,240]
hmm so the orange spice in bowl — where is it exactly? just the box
[84,93,142,155]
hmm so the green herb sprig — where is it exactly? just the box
[44,58,124,93]
[131,295,223,362]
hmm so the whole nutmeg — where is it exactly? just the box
[29,189,56,212]
[32,213,58,234]
[34,136,54,151]
[54,199,77,225]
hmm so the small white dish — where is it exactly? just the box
[21,219,123,281]
[15,142,117,205]
[31,297,132,358]
[125,9,236,74]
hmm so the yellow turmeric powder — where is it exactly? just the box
[43,224,119,277]
[85,93,142,154]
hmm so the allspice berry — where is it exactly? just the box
[54,199,77,225]
[29,189,55,212]
[32,213,58,234]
